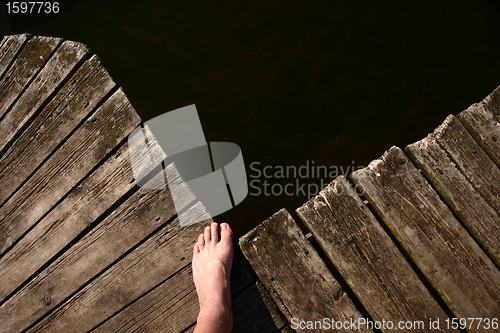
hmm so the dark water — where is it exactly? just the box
[3,0,500,239]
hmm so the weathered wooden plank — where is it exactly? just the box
[92,254,257,333]
[296,176,455,333]
[457,85,500,167]
[279,326,294,333]
[0,54,116,207]
[24,202,211,333]
[92,264,199,333]
[0,88,140,255]
[406,115,500,266]
[0,40,90,153]
[0,36,61,120]
[350,146,500,328]
[239,209,372,333]
[184,326,196,333]
[0,34,30,80]
[0,126,166,303]
[0,162,196,332]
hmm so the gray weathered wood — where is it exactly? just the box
[0,54,116,206]
[93,264,199,333]
[0,162,197,332]
[350,146,500,329]
[297,176,455,333]
[0,40,90,153]
[0,125,166,303]
[0,36,61,120]
[24,202,211,333]
[239,209,372,333]
[92,255,256,333]
[406,115,500,266]
[0,88,140,256]
[457,85,500,167]
[0,34,30,80]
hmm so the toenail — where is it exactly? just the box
[221,223,228,229]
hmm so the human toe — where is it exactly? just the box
[204,226,211,244]
[220,223,233,243]
[211,222,219,243]
[198,234,205,248]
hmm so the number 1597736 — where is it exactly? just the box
[6,2,60,14]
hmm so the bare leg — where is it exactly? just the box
[192,222,234,333]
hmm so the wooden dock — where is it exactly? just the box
[0,34,289,333]
[240,88,500,330]
[1,32,500,333]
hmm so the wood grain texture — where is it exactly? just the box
[239,209,372,333]
[24,202,211,333]
[0,125,166,303]
[92,255,256,333]
[0,36,61,119]
[0,34,30,80]
[0,40,90,153]
[296,176,455,333]
[184,326,196,333]
[0,88,140,256]
[406,115,500,266]
[350,146,500,330]
[0,162,196,333]
[93,264,200,333]
[0,54,116,206]
[457,85,500,167]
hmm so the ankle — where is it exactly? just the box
[199,299,231,317]
[197,303,232,333]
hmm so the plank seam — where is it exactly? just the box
[120,257,257,333]
[0,162,139,307]
[88,263,194,333]
[432,138,500,271]
[458,103,500,170]
[179,322,196,333]
[0,50,93,158]
[296,205,384,332]
[146,286,197,333]
[0,83,118,214]
[0,85,121,259]
[311,197,407,320]
[21,197,199,333]
[350,166,467,331]
[405,134,500,270]
[436,134,499,213]
[0,37,64,125]
[0,34,32,83]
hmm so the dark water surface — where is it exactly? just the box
[5,0,500,239]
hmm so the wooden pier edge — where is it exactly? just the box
[239,84,500,332]
[0,34,288,333]
[2,33,500,333]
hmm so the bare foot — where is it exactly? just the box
[192,222,234,333]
